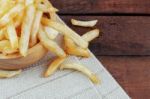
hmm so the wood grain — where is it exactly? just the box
[51,0,150,14]
[99,56,150,99]
[61,16,150,55]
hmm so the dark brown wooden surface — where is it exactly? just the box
[61,16,150,55]
[51,0,150,14]
[99,56,150,99]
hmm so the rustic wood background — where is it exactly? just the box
[51,0,150,56]
[51,0,150,99]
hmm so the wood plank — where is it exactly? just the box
[98,56,150,99]
[60,16,150,55]
[51,0,150,14]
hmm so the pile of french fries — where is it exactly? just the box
[0,0,100,84]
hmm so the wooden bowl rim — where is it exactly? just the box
[0,43,47,60]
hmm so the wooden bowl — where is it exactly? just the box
[0,43,48,70]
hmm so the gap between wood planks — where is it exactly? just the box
[59,13,150,16]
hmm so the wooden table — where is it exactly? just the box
[51,0,150,98]
[99,56,150,99]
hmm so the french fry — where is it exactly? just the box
[42,0,58,21]
[19,4,35,56]
[64,29,100,57]
[60,63,100,84]
[1,41,18,55]
[71,19,98,27]
[0,3,24,28]
[37,3,49,12]
[14,11,24,28]
[38,27,66,57]
[7,21,19,49]
[0,40,10,52]
[50,12,57,21]
[44,57,66,77]
[82,29,100,42]
[37,3,58,13]
[41,17,89,49]
[4,31,9,40]
[35,0,44,5]
[43,0,59,12]
[0,69,21,78]
[44,26,59,40]
[30,10,43,47]
[3,48,18,55]
[0,28,5,40]
[0,0,16,18]
[0,40,18,55]
[25,0,34,6]
[17,0,25,3]
[64,36,90,57]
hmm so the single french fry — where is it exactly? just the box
[38,26,66,57]
[19,4,35,56]
[82,29,100,42]
[4,31,9,40]
[37,3,58,13]
[50,12,57,21]
[60,63,100,84]
[30,10,43,47]
[71,19,98,27]
[44,26,59,40]
[0,69,22,78]
[37,3,49,12]
[0,0,16,18]
[3,48,18,55]
[43,0,59,12]
[0,28,5,40]
[0,3,24,28]
[0,40,18,55]
[64,36,90,57]
[17,0,25,3]
[65,47,90,57]
[42,0,58,21]
[44,57,66,77]
[41,18,88,49]
[0,40,10,52]
[35,0,44,5]
[14,11,24,28]
[25,0,34,6]
[7,21,19,49]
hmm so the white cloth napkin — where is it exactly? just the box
[0,16,131,99]
[0,53,130,99]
